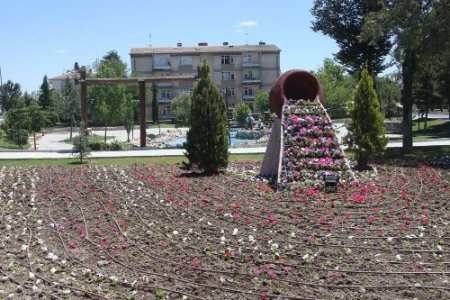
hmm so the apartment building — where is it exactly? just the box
[130,42,281,119]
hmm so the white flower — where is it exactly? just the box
[21,245,28,252]
[173,230,179,235]
[271,243,279,250]
[109,275,118,283]
[302,254,310,260]
[437,245,443,251]
[62,289,71,295]
[395,254,402,261]
[344,248,352,255]
[37,238,44,245]
[387,237,394,242]
[290,232,296,238]
[248,235,255,243]
[50,267,57,274]
[220,236,226,244]
[348,235,354,240]
[232,228,238,235]
[188,228,193,234]
[29,272,35,279]
[32,285,39,293]
[6,225,11,231]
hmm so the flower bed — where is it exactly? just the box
[281,99,352,185]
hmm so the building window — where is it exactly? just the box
[243,87,253,97]
[179,56,192,66]
[221,87,235,96]
[243,55,252,63]
[161,105,171,116]
[221,55,234,65]
[244,71,253,80]
[221,72,235,81]
[161,89,171,100]
[154,55,171,68]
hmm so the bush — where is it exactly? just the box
[109,140,128,151]
[233,101,251,125]
[7,128,29,146]
[89,142,110,151]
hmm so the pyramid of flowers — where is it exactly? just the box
[280,99,352,184]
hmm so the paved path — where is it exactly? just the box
[1,123,449,160]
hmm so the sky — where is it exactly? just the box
[0,0,339,93]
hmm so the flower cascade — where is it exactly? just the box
[281,99,351,184]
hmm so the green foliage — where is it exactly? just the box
[184,60,229,173]
[233,101,251,125]
[170,92,191,126]
[376,75,401,118]
[6,128,29,147]
[311,0,391,75]
[0,80,22,112]
[347,68,387,168]
[38,75,52,109]
[89,50,129,141]
[254,90,270,114]
[72,122,91,164]
[152,83,159,124]
[313,58,355,118]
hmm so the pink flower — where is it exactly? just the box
[260,290,270,299]
[268,214,279,225]
[99,236,110,249]
[121,240,129,249]
[192,260,200,269]
[69,242,79,249]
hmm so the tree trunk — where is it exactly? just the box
[357,150,369,170]
[69,114,74,140]
[33,132,36,150]
[401,50,416,153]
[424,108,428,135]
[104,125,107,143]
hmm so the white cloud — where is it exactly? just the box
[235,20,258,33]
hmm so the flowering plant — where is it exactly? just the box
[281,99,352,184]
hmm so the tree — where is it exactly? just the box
[347,68,387,168]
[38,75,52,109]
[0,80,22,112]
[233,100,251,126]
[152,83,159,124]
[312,58,355,118]
[376,74,401,118]
[171,92,191,126]
[62,77,80,139]
[89,50,129,142]
[361,0,439,152]
[254,90,270,115]
[23,103,49,150]
[123,95,136,142]
[184,60,229,174]
[1,100,29,147]
[72,122,91,164]
[311,0,392,75]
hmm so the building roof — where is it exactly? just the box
[49,72,79,81]
[130,44,281,56]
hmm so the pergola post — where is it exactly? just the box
[79,68,88,128]
[138,80,146,147]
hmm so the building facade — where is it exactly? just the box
[130,42,281,120]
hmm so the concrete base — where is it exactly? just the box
[259,118,283,181]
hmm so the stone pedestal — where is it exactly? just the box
[259,118,283,180]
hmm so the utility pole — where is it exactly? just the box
[0,66,3,86]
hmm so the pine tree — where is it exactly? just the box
[184,60,229,174]
[347,68,387,168]
[38,75,52,109]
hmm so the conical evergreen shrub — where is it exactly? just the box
[347,68,387,168]
[184,60,229,173]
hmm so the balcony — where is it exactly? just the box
[242,62,260,68]
[153,65,172,71]
[242,77,261,84]
[242,95,255,101]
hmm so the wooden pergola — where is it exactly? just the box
[78,67,196,147]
